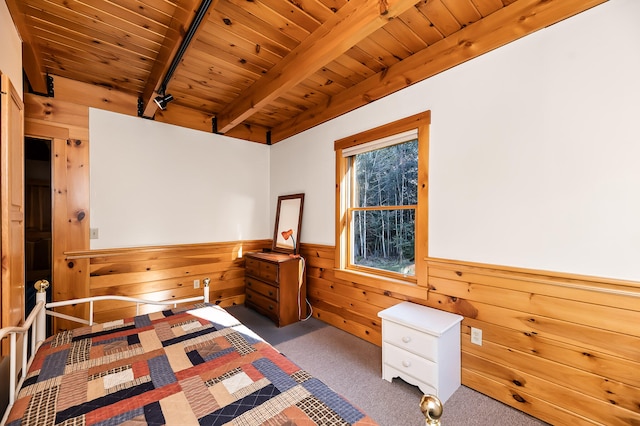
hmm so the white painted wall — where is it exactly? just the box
[271,0,640,282]
[0,0,23,99]
[89,109,270,248]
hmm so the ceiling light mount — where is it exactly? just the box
[154,87,174,110]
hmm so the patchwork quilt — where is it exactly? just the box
[5,304,377,425]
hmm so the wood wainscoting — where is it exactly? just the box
[65,240,270,324]
[301,243,640,425]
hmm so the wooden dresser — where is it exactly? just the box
[378,302,463,403]
[244,251,306,327]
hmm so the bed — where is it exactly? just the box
[0,282,378,425]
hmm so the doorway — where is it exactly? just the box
[24,137,52,320]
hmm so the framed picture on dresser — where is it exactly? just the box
[272,193,304,255]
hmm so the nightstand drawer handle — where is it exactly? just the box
[402,360,411,368]
[402,336,412,343]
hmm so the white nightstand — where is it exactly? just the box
[378,302,463,403]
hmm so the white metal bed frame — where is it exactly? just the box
[0,279,211,425]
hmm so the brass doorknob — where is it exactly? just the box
[34,279,50,293]
[420,394,443,425]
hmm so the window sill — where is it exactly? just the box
[333,268,418,289]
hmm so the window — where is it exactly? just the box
[349,135,417,275]
[335,112,430,285]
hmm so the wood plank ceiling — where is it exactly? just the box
[7,0,607,144]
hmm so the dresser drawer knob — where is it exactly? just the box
[269,291,273,296]
[402,336,412,343]
[402,360,411,368]
[269,305,274,310]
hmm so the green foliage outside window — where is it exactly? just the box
[351,139,418,275]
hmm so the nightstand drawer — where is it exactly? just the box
[383,344,437,386]
[383,320,438,361]
[246,277,278,301]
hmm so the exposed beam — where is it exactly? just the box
[45,76,266,142]
[269,0,608,143]
[154,103,269,143]
[215,0,419,134]
[5,0,47,93]
[141,0,213,118]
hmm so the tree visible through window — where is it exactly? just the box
[351,139,417,276]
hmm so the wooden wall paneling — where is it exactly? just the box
[25,92,90,332]
[302,242,434,346]
[24,94,90,140]
[85,240,251,262]
[89,268,246,298]
[426,258,640,425]
[64,240,270,323]
[299,244,640,424]
[302,244,377,344]
[88,257,240,289]
[90,279,246,323]
[52,136,90,331]
[461,317,640,389]
[86,242,253,279]
[428,274,639,339]
[428,260,640,310]
[462,339,640,424]
[466,300,638,361]
[92,284,206,312]
[427,263,640,360]
[462,368,599,426]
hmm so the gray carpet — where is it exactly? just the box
[226,305,548,426]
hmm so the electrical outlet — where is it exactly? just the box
[471,327,483,346]
[193,279,200,289]
[90,228,99,239]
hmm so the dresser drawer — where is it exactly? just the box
[244,252,306,327]
[383,343,438,387]
[383,320,439,362]
[245,257,278,283]
[245,290,278,321]
[246,277,278,301]
[245,257,260,277]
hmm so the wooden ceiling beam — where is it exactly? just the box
[269,0,608,143]
[215,0,420,134]
[5,0,47,94]
[141,0,213,118]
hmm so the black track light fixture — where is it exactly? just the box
[154,87,174,110]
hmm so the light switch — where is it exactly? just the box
[471,327,482,346]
